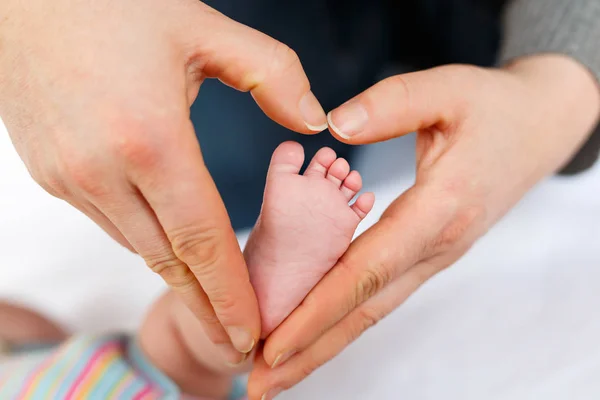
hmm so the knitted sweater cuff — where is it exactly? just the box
[500,0,600,174]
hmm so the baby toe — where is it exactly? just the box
[304,147,337,178]
[268,141,305,177]
[326,158,350,187]
[351,192,375,219]
[341,171,363,201]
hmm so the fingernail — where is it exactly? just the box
[327,100,369,139]
[261,387,283,400]
[227,327,255,353]
[299,91,328,132]
[271,350,296,368]
[218,343,248,366]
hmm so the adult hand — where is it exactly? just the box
[0,0,328,362]
[248,55,600,398]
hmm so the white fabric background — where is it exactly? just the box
[1,118,599,400]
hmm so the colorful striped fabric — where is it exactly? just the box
[0,335,178,399]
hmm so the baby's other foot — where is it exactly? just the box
[246,141,374,337]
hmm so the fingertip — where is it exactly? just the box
[247,347,273,400]
[327,111,351,141]
[186,6,329,135]
[251,87,326,135]
[300,91,328,132]
[305,121,329,133]
[326,99,369,141]
[226,326,257,354]
[261,342,278,369]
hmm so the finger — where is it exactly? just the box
[262,187,446,368]
[91,185,247,360]
[57,185,136,253]
[184,3,328,133]
[327,66,471,142]
[39,153,136,252]
[77,200,136,253]
[125,120,261,354]
[249,259,443,398]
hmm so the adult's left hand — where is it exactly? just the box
[247,54,600,399]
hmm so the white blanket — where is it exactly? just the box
[1,120,599,400]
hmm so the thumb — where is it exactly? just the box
[184,3,328,133]
[327,65,473,143]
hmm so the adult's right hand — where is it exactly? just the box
[0,0,328,363]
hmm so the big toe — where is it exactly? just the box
[268,141,306,177]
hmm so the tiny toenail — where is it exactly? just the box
[271,350,296,368]
[299,91,328,132]
[328,100,369,139]
[261,387,283,400]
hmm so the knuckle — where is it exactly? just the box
[387,74,413,101]
[437,64,482,85]
[111,128,162,171]
[204,328,230,346]
[379,74,414,114]
[434,205,485,251]
[208,292,239,315]
[453,63,485,81]
[299,355,322,381]
[146,252,195,289]
[195,1,223,19]
[352,265,392,306]
[58,152,108,197]
[26,165,44,186]
[198,314,226,340]
[43,174,69,198]
[29,169,68,199]
[354,306,384,334]
[414,259,446,285]
[421,175,488,254]
[299,365,316,382]
[267,41,301,78]
[436,64,483,107]
[170,225,222,277]
[109,115,182,171]
[36,180,58,197]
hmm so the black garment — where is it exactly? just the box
[191,0,593,230]
[193,0,389,229]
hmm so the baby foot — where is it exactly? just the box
[246,141,374,337]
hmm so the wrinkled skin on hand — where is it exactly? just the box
[0,0,328,362]
[249,55,600,399]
